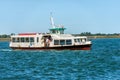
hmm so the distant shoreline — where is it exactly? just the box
[87,35,120,39]
[0,38,10,41]
[0,36,120,42]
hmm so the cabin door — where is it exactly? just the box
[42,35,52,47]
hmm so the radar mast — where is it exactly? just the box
[50,13,55,28]
[49,13,66,34]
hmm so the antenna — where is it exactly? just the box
[50,12,55,28]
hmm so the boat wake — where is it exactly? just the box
[0,49,12,52]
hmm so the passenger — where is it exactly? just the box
[48,36,52,41]
[46,38,50,47]
[44,38,47,47]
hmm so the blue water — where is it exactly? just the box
[0,39,120,80]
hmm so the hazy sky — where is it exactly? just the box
[0,0,120,34]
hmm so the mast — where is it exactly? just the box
[49,13,66,34]
[50,13,55,28]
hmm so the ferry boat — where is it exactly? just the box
[9,16,92,50]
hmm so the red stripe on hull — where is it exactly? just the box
[10,44,92,50]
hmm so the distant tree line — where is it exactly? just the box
[0,34,10,38]
[0,33,16,38]
[73,32,120,36]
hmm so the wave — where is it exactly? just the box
[0,49,12,52]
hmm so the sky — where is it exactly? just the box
[0,0,120,34]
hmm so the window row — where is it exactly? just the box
[74,38,87,43]
[54,39,72,45]
[12,37,34,42]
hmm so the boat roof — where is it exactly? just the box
[11,33,87,39]
[49,27,66,30]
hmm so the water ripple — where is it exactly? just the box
[0,39,120,79]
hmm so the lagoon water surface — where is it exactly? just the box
[0,38,120,80]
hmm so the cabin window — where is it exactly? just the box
[37,37,39,43]
[30,37,34,42]
[52,30,56,33]
[12,38,20,42]
[74,39,77,42]
[82,38,86,42]
[80,39,82,42]
[12,38,16,42]
[21,37,25,42]
[66,40,72,45]
[60,40,65,45]
[74,39,80,42]
[26,37,29,42]
[60,30,64,34]
[54,40,59,45]
[78,39,80,42]
[17,38,20,42]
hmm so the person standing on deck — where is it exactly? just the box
[46,38,50,47]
